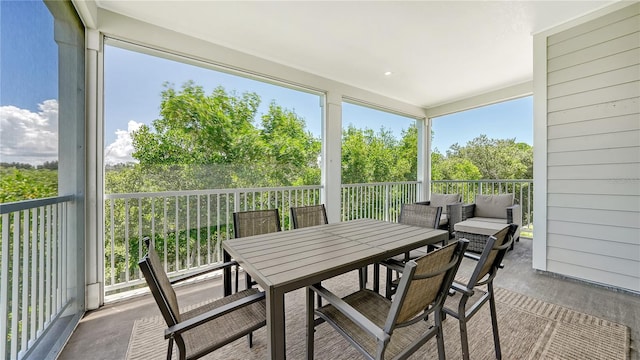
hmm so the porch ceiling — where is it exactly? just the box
[94,0,614,109]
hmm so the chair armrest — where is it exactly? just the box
[506,204,522,226]
[379,259,405,273]
[450,280,474,297]
[446,202,463,235]
[461,203,475,221]
[165,290,265,338]
[463,251,504,268]
[310,284,389,342]
[170,260,238,285]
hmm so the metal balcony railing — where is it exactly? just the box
[103,186,323,297]
[0,195,74,360]
[103,179,533,298]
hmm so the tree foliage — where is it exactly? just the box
[341,124,418,184]
[128,82,321,191]
[0,168,57,202]
[445,135,533,179]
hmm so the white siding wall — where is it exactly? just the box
[545,3,640,292]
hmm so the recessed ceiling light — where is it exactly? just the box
[384,71,392,76]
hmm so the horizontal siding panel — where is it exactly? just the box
[548,3,640,45]
[547,206,640,228]
[548,163,640,181]
[547,247,639,278]
[548,65,640,98]
[548,32,640,72]
[548,193,640,212]
[547,129,640,152]
[548,48,640,85]
[548,179,640,196]
[548,220,639,245]
[547,260,639,292]
[548,81,640,112]
[548,233,639,261]
[548,163,640,180]
[548,147,640,166]
[548,14,640,59]
[548,114,640,139]
[548,97,640,126]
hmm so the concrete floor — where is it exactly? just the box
[59,237,639,360]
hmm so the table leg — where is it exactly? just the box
[223,250,232,296]
[267,287,286,359]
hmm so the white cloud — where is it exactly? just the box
[104,120,143,165]
[0,100,58,165]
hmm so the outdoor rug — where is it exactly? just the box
[126,272,629,360]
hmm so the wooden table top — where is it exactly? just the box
[223,218,448,292]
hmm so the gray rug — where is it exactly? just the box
[127,272,629,359]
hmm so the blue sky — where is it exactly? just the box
[0,1,57,111]
[0,0,59,165]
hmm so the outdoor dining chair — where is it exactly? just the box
[290,204,328,229]
[138,238,266,360]
[416,192,463,238]
[307,239,469,360]
[379,203,443,298]
[233,208,281,291]
[444,223,517,360]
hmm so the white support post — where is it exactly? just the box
[416,117,430,201]
[322,92,342,223]
[85,29,103,310]
[532,32,548,271]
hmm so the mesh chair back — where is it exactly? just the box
[233,209,281,238]
[399,203,442,229]
[392,240,465,325]
[291,204,328,229]
[139,244,181,326]
[469,224,516,286]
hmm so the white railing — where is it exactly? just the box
[0,195,74,360]
[431,179,534,234]
[103,186,322,296]
[341,181,420,223]
[103,179,533,297]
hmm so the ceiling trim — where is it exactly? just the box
[425,81,533,119]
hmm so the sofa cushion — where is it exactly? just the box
[429,193,461,214]
[475,194,513,219]
[454,220,509,236]
[470,217,507,224]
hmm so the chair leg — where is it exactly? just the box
[247,332,254,347]
[306,287,315,360]
[435,310,446,360]
[385,267,393,299]
[166,338,174,360]
[234,265,239,293]
[245,274,252,290]
[373,263,380,293]
[458,300,471,360]
[358,266,368,289]
[314,282,322,307]
[488,283,502,360]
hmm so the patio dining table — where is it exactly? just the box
[222,218,449,359]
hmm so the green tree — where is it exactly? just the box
[447,135,532,179]
[0,168,57,203]
[394,124,418,181]
[257,102,321,186]
[127,81,321,191]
